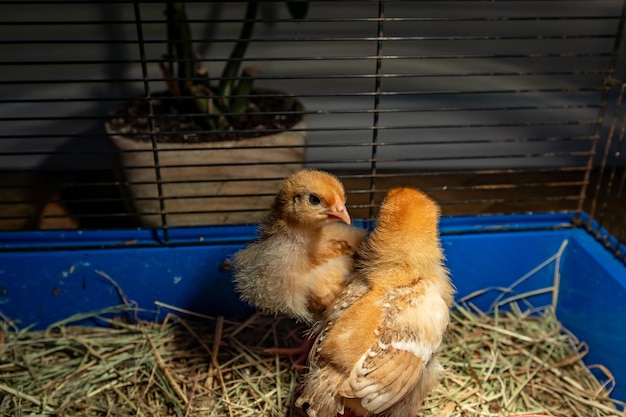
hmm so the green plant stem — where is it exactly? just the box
[173,2,194,97]
[219,1,258,108]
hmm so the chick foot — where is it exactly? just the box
[265,336,314,369]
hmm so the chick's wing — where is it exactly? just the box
[338,286,441,415]
[338,335,427,414]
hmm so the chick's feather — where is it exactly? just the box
[232,169,367,323]
[296,187,455,417]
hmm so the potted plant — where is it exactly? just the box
[106,2,309,227]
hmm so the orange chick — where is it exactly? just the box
[295,187,455,417]
[232,169,367,325]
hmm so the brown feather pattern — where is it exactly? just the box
[232,169,367,323]
[296,187,455,417]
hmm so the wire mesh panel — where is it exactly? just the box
[1,1,625,258]
[583,78,626,258]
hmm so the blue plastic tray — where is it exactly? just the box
[1,212,625,402]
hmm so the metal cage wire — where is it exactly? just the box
[0,1,625,262]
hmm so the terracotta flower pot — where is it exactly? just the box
[106,115,306,228]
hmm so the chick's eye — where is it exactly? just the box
[308,194,322,206]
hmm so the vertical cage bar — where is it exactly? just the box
[588,82,625,225]
[368,1,385,221]
[133,1,169,241]
[602,109,626,232]
[616,168,626,242]
[579,0,626,226]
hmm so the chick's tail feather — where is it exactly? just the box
[296,366,345,417]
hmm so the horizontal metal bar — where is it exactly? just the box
[0,53,616,66]
[2,14,621,26]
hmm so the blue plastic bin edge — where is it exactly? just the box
[1,212,625,404]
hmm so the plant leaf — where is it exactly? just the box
[231,66,262,115]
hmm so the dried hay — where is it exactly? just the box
[1,298,624,417]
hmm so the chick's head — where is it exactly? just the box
[376,187,440,238]
[275,169,351,226]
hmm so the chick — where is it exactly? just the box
[296,187,455,417]
[232,169,367,324]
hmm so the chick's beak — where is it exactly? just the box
[325,202,351,224]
